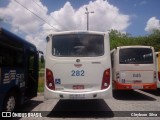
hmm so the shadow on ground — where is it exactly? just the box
[47,99,114,118]
[113,90,156,101]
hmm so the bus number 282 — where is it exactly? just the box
[71,70,85,76]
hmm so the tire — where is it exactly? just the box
[3,92,17,112]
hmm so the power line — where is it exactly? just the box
[14,0,61,31]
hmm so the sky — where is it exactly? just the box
[0,0,160,53]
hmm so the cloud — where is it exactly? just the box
[44,0,130,32]
[0,0,48,33]
[44,1,76,31]
[86,0,130,31]
[0,0,48,51]
[134,1,147,7]
[25,32,46,51]
[0,0,130,53]
[140,1,147,5]
[145,17,160,32]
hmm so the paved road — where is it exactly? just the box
[12,89,160,120]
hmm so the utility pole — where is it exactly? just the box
[85,7,94,31]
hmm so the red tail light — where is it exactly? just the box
[46,68,55,90]
[101,68,110,90]
[158,72,160,82]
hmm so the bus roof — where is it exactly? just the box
[117,45,153,49]
[0,27,36,50]
[47,30,107,37]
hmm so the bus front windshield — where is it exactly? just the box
[119,48,153,64]
[52,34,104,57]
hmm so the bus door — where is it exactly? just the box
[25,50,38,98]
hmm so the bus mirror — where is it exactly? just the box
[39,51,43,54]
[46,36,50,42]
[41,55,44,63]
[38,50,44,63]
[156,54,159,57]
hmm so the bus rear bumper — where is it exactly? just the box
[44,86,112,100]
[113,80,157,90]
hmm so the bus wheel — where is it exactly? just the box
[3,92,17,112]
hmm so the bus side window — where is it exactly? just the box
[29,53,35,75]
[0,55,2,66]
[15,52,23,68]
[0,46,4,66]
[0,46,13,67]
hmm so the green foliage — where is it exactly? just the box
[109,29,160,51]
[38,76,44,92]
[38,59,45,93]
[39,58,45,69]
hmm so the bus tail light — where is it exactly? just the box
[101,68,110,90]
[46,68,55,90]
[158,72,160,82]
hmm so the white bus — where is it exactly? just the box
[111,46,157,90]
[44,31,112,99]
[155,52,160,88]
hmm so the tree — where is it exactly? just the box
[109,29,134,49]
[109,29,160,52]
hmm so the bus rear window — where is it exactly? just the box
[52,34,104,57]
[119,48,153,64]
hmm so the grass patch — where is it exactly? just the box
[38,69,44,93]
[38,76,44,92]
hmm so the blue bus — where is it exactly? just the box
[0,27,43,111]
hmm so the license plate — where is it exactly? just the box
[69,94,85,99]
[133,80,142,83]
[73,85,84,90]
[132,85,143,89]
